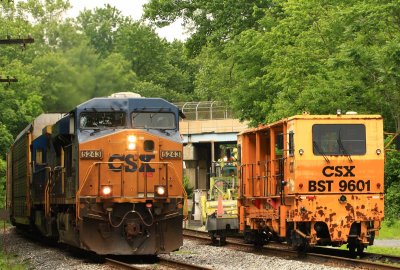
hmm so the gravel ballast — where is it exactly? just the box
[1,226,348,269]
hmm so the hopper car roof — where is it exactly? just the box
[240,114,382,135]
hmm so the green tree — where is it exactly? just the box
[115,21,192,100]
[77,4,128,57]
[32,44,137,112]
[144,0,273,56]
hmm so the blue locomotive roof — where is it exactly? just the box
[74,97,179,114]
[72,96,182,143]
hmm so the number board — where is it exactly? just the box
[160,150,182,159]
[80,150,103,159]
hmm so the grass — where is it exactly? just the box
[366,246,400,256]
[363,220,400,256]
[336,220,400,256]
[0,253,27,270]
[0,222,28,269]
[377,220,400,239]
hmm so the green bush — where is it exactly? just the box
[183,176,194,199]
[383,135,400,222]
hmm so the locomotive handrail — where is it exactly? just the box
[141,161,188,219]
[44,166,52,217]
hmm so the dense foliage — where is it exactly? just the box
[0,0,195,208]
[145,0,400,220]
[0,0,399,218]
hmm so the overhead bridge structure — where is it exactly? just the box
[176,101,248,190]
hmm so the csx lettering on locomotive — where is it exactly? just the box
[108,154,155,172]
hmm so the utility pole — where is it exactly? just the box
[0,35,34,46]
[0,35,34,84]
[0,76,17,83]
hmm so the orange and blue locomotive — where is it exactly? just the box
[7,92,186,255]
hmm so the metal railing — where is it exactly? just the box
[240,157,286,199]
[175,101,233,120]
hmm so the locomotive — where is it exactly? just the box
[208,112,384,255]
[6,92,186,255]
[238,112,384,254]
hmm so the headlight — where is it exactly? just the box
[128,142,136,150]
[155,185,167,197]
[127,135,137,150]
[101,185,112,197]
[128,135,137,142]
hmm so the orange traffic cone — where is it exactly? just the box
[217,195,224,217]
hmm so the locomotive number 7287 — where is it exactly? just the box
[308,180,371,192]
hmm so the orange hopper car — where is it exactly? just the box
[238,113,384,255]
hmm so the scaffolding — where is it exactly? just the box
[175,101,233,121]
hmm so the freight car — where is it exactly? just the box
[207,112,384,256]
[238,112,384,255]
[6,92,186,255]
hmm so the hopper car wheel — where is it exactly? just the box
[357,244,365,257]
[210,231,226,246]
[254,229,273,250]
[289,229,309,252]
[348,239,364,258]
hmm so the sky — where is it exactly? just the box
[66,0,187,42]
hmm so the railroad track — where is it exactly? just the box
[105,256,213,270]
[183,228,400,270]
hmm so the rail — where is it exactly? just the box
[183,229,400,270]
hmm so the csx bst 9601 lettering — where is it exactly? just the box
[6,92,186,255]
[237,113,384,256]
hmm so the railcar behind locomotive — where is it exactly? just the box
[236,113,384,254]
[7,92,186,255]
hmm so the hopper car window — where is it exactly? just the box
[131,112,176,129]
[80,112,126,129]
[312,124,366,155]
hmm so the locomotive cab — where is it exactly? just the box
[239,113,384,255]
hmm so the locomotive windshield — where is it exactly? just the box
[312,124,366,155]
[80,112,126,129]
[131,112,176,129]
